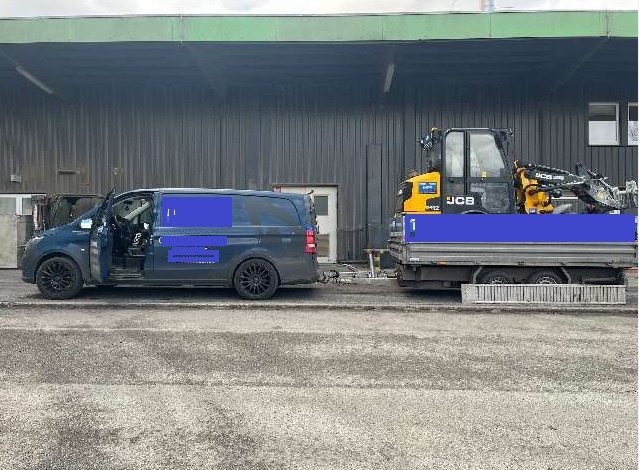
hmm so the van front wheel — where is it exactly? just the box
[36,256,83,300]
[233,259,279,300]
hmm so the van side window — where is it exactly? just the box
[246,197,300,227]
[160,195,232,228]
[231,196,252,226]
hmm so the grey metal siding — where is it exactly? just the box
[0,83,636,261]
[410,83,542,173]
[541,84,638,186]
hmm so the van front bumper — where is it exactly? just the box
[20,239,42,283]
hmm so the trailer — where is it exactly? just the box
[389,213,637,289]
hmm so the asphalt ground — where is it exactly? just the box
[0,304,635,469]
[2,269,637,313]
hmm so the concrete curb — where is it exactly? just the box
[0,300,635,315]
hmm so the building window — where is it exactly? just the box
[588,103,619,146]
[314,196,329,216]
[628,103,638,146]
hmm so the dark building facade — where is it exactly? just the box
[0,13,636,261]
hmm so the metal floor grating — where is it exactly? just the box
[462,284,627,305]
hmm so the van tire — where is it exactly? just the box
[36,256,83,300]
[233,258,279,300]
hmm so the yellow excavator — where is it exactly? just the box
[397,126,632,216]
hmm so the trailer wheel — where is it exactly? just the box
[527,270,563,284]
[478,270,513,285]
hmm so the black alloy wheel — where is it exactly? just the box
[35,256,83,299]
[233,259,279,300]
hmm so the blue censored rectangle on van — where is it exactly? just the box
[160,196,231,264]
[163,235,228,264]
[168,247,220,263]
[162,196,232,228]
[404,214,636,243]
[161,236,228,247]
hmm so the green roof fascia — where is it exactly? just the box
[489,11,637,38]
[0,11,635,44]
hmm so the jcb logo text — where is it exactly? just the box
[534,172,565,181]
[446,196,475,205]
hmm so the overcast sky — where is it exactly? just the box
[0,0,635,17]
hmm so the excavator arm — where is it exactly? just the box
[514,161,627,214]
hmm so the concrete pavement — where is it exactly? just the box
[0,306,635,469]
[0,267,635,468]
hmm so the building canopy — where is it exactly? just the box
[0,11,636,97]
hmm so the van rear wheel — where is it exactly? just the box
[36,256,83,300]
[233,259,279,300]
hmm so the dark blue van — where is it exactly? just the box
[21,188,320,300]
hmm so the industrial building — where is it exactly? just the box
[0,11,636,264]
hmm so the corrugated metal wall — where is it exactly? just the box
[0,82,636,260]
[408,83,542,173]
[539,83,638,186]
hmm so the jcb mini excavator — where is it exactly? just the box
[390,126,637,289]
[397,126,634,216]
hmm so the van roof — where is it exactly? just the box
[118,188,308,199]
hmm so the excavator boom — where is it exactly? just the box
[515,161,628,214]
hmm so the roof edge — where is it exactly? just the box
[0,10,635,44]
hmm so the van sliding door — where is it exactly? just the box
[151,194,233,280]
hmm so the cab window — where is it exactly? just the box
[470,133,506,178]
[445,132,464,178]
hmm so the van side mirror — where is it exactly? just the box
[79,218,93,230]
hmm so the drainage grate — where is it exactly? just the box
[461,284,626,305]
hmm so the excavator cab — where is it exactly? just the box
[399,127,516,214]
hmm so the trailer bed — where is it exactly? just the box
[389,240,637,267]
[389,214,637,287]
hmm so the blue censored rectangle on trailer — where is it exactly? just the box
[162,196,232,228]
[404,214,637,243]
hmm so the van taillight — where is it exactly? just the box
[305,228,316,254]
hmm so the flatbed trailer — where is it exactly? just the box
[389,214,637,288]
